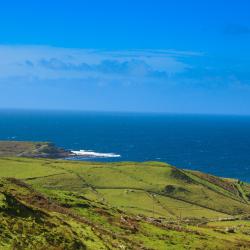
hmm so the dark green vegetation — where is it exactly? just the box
[0,141,70,158]
[0,156,250,249]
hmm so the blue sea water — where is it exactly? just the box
[1,109,250,182]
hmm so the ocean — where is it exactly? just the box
[1,109,250,182]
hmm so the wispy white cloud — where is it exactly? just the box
[0,45,198,83]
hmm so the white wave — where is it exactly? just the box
[71,150,121,158]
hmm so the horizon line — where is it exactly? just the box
[0,107,250,117]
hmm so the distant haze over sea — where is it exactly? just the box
[1,109,250,182]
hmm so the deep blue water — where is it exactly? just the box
[1,109,250,182]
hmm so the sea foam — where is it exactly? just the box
[71,150,121,158]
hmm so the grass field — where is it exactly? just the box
[3,157,248,217]
[0,156,250,249]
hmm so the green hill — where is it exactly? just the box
[0,156,250,249]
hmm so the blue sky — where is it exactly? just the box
[1,0,250,114]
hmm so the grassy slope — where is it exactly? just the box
[0,157,250,249]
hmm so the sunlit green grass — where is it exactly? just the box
[0,158,66,179]
[1,157,250,249]
[1,157,250,218]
